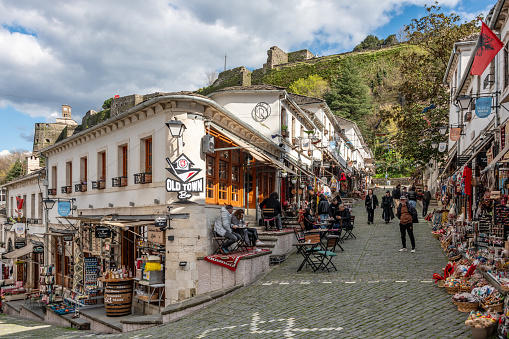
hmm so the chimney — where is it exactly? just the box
[62,105,71,118]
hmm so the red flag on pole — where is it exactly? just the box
[471,22,504,76]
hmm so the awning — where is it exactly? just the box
[439,150,457,180]
[3,244,34,259]
[101,220,153,228]
[213,124,296,175]
[463,135,495,167]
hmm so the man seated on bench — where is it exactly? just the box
[213,204,241,254]
[259,192,283,231]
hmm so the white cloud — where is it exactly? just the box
[0,150,11,156]
[0,0,482,123]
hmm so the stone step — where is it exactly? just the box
[257,243,275,249]
[258,236,277,242]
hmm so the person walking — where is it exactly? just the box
[396,196,418,253]
[213,205,241,254]
[422,185,432,217]
[365,189,378,225]
[392,184,402,208]
[260,192,283,231]
[381,190,394,224]
[407,186,418,209]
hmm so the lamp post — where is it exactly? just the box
[165,119,186,154]
[431,142,438,149]
[438,126,448,135]
[42,197,56,266]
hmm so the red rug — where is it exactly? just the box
[204,249,270,271]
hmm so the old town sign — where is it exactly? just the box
[166,154,203,201]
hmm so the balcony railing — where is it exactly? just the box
[61,186,72,194]
[91,180,106,190]
[27,218,42,225]
[48,188,57,196]
[134,172,152,184]
[112,176,127,187]
[74,183,87,192]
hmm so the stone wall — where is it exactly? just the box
[33,123,68,153]
[264,46,288,69]
[111,94,144,117]
[288,49,315,63]
[212,66,252,89]
[371,177,413,187]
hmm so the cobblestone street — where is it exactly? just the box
[0,192,472,338]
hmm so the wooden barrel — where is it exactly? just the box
[104,280,133,317]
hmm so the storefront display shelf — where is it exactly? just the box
[64,297,104,309]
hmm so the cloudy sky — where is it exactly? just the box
[0,0,492,153]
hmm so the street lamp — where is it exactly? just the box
[165,120,186,138]
[456,96,473,110]
[438,126,448,135]
[431,142,438,149]
[42,199,56,210]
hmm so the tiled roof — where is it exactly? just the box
[288,93,325,104]
[214,85,286,92]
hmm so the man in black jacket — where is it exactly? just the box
[422,185,432,217]
[365,189,378,225]
[333,203,351,232]
[260,192,282,230]
[396,196,418,253]
[392,184,402,208]
[407,186,418,209]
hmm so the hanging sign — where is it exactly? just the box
[63,234,74,242]
[154,216,167,229]
[33,245,44,253]
[329,141,336,150]
[166,154,203,201]
[449,128,461,141]
[15,239,26,249]
[14,223,25,235]
[95,226,111,238]
[301,140,310,151]
[475,97,492,118]
[148,226,165,244]
[438,142,447,153]
[58,201,71,217]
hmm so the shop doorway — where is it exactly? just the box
[121,229,136,273]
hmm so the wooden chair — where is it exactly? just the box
[293,228,305,243]
[262,208,278,231]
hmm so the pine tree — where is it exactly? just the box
[324,60,372,129]
[4,161,23,183]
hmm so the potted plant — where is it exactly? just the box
[281,125,288,137]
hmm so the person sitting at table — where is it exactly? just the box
[333,203,351,233]
[213,204,241,254]
[302,208,316,231]
[260,192,283,231]
[231,209,264,249]
[329,197,340,220]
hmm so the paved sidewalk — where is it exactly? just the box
[0,191,473,338]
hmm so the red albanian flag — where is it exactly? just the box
[471,22,504,76]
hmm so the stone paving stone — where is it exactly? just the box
[0,190,475,338]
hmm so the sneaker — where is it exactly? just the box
[256,248,263,252]
[399,248,407,252]
[367,222,370,225]
[256,240,265,245]
[220,247,229,254]
[411,249,416,253]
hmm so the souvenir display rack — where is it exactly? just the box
[39,265,55,304]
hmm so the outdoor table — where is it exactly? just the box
[292,241,324,272]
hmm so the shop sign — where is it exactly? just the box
[95,226,111,238]
[502,124,506,150]
[477,152,487,168]
[154,216,167,229]
[63,234,74,242]
[57,201,71,217]
[148,226,165,244]
[329,141,336,150]
[14,223,25,235]
[449,128,461,141]
[14,239,26,249]
[475,97,492,118]
[438,142,447,153]
[166,154,203,201]
[33,245,44,253]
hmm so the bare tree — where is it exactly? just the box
[205,70,218,86]
[396,26,408,42]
